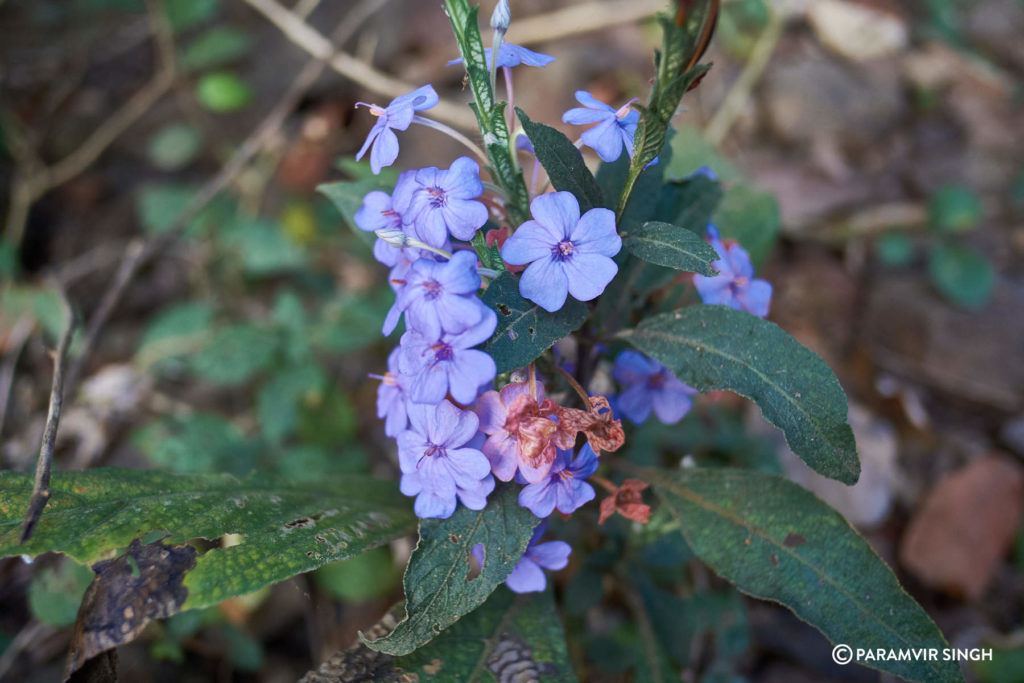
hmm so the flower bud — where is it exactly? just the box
[490,0,510,33]
[375,227,408,247]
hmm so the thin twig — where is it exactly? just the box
[704,6,784,146]
[20,288,76,544]
[3,0,177,246]
[0,314,35,440]
[64,3,384,397]
[243,0,478,131]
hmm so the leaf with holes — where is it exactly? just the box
[478,273,590,374]
[624,221,719,276]
[619,305,859,483]
[648,466,961,683]
[363,483,537,656]
[0,468,416,610]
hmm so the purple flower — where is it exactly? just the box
[693,226,772,318]
[383,251,450,335]
[398,309,498,405]
[355,85,439,175]
[500,191,621,312]
[393,157,489,248]
[447,43,556,70]
[562,90,639,163]
[374,348,411,437]
[395,250,487,339]
[612,350,697,425]
[397,400,494,518]
[472,520,570,594]
[518,445,599,518]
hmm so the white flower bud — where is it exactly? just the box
[375,227,408,247]
[490,0,510,33]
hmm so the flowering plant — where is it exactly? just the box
[314,1,961,679]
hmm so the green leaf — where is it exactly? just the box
[196,71,253,113]
[164,0,218,31]
[876,232,915,267]
[136,301,214,370]
[136,183,195,234]
[0,468,416,610]
[28,557,94,627]
[188,323,279,385]
[364,483,537,656]
[928,185,982,234]
[317,178,391,232]
[471,229,505,272]
[516,108,602,213]
[147,123,202,171]
[619,306,859,484]
[132,414,253,475]
[395,588,576,681]
[443,0,529,224]
[478,273,590,374]
[313,546,400,603]
[928,242,995,309]
[648,467,962,683]
[624,221,719,276]
[220,218,307,275]
[713,183,779,266]
[181,26,252,71]
[258,363,326,444]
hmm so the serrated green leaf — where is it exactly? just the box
[928,242,994,309]
[471,229,506,272]
[364,483,537,656]
[196,71,252,113]
[648,467,961,683]
[619,306,859,484]
[516,108,602,213]
[478,272,590,374]
[0,468,416,610]
[189,323,278,385]
[625,221,719,276]
[181,26,252,71]
[395,587,576,681]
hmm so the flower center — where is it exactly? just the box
[427,186,448,208]
[552,240,575,261]
[422,278,443,300]
[646,372,667,390]
[431,341,454,362]
[615,98,639,119]
[424,443,445,459]
[558,469,575,481]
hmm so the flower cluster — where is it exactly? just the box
[354,40,643,591]
[352,7,769,595]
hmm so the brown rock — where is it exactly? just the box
[899,456,1024,600]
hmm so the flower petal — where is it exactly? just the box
[563,252,617,302]
[529,192,579,239]
[519,257,568,312]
